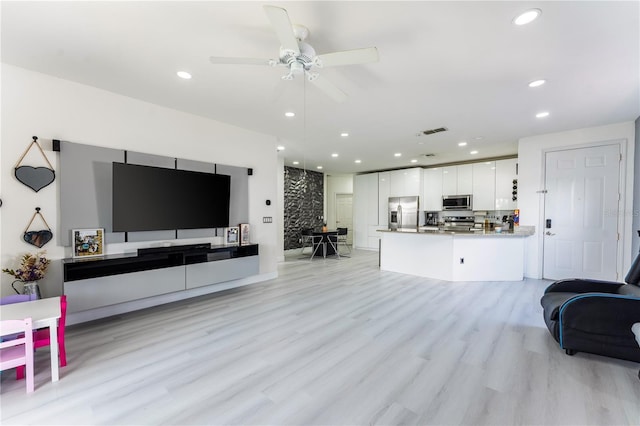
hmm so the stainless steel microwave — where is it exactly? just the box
[442,194,472,210]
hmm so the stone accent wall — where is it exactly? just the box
[284,166,324,250]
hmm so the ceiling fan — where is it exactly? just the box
[209,5,379,103]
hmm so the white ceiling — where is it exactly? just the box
[2,1,639,175]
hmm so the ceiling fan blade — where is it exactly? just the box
[306,71,347,103]
[209,56,272,66]
[315,47,379,68]
[263,5,300,56]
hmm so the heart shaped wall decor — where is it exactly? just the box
[23,230,53,248]
[15,166,56,193]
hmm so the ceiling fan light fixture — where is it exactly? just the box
[513,9,541,26]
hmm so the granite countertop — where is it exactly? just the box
[378,226,535,237]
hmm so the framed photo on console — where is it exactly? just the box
[239,223,250,245]
[72,228,105,258]
[226,226,239,244]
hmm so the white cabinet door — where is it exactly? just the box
[389,169,405,197]
[390,168,422,198]
[495,158,518,210]
[472,161,496,211]
[423,168,443,211]
[353,175,369,248]
[442,166,457,195]
[378,172,390,226]
[457,164,473,194]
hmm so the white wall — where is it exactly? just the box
[518,121,636,279]
[1,64,279,296]
[325,174,354,229]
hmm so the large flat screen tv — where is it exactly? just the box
[112,162,230,232]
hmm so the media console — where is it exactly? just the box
[62,243,259,315]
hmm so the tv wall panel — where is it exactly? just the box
[58,141,126,246]
[58,141,250,246]
[217,164,249,226]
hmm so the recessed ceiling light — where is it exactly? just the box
[528,79,546,88]
[331,153,338,158]
[276,145,285,151]
[340,132,349,137]
[513,9,541,26]
[176,71,192,79]
[410,159,418,163]
[394,153,402,157]
[292,161,299,165]
[458,142,467,147]
[284,112,295,117]
[536,111,550,118]
[354,159,361,164]
[317,166,323,170]
[470,150,479,155]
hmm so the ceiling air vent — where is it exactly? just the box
[423,153,436,157]
[422,127,448,135]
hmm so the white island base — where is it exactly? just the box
[379,229,532,281]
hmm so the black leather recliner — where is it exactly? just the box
[540,253,640,362]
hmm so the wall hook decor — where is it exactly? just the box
[23,207,53,248]
[14,136,56,192]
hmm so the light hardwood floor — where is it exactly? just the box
[2,249,639,425]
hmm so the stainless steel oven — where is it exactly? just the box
[442,194,472,211]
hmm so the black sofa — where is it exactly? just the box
[540,253,640,363]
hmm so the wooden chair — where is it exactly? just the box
[16,295,68,379]
[0,318,34,392]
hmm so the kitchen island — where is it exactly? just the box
[378,227,535,281]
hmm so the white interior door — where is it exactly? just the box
[336,193,353,245]
[543,144,620,280]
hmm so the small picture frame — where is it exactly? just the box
[226,226,239,244]
[72,228,105,258]
[239,223,250,245]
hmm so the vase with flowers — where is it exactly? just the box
[2,252,50,299]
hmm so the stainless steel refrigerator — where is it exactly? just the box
[388,196,419,230]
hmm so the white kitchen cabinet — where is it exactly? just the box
[495,158,518,210]
[423,168,443,211]
[442,164,473,195]
[472,161,496,211]
[457,164,473,194]
[378,171,390,226]
[389,168,422,198]
[354,173,382,249]
[442,166,457,195]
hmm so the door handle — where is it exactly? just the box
[545,231,556,236]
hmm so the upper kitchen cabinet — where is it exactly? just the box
[389,168,423,199]
[472,161,496,211]
[442,164,473,195]
[495,158,518,210]
[378,171,390,226]
[423,167,443,211]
